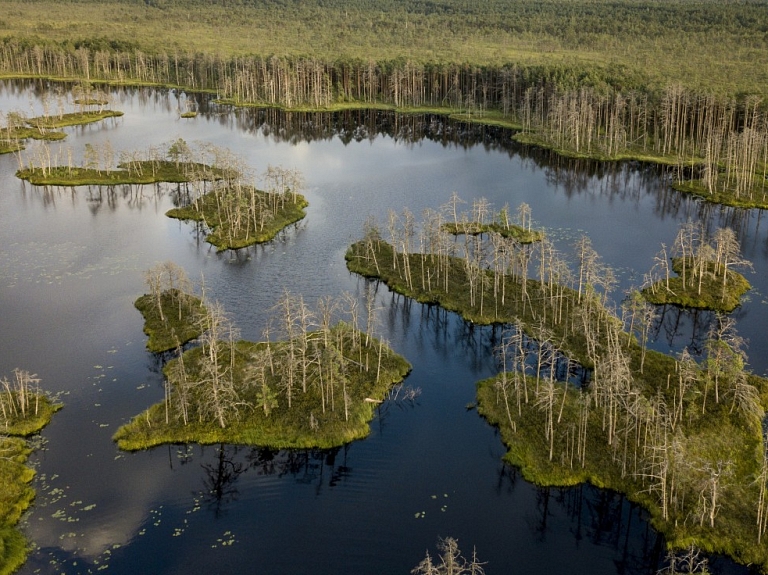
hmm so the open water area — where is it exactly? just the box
[0,79,765,574]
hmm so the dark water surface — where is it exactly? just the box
[1,80,764,574]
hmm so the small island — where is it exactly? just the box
[345,202,768,571]
[134,262,209,353]
[16,139,229,186]
[347,201,595,366]
[115,284,410,450]
[166,164,308,250]
[0,369,61,575]
[440,196,543,244]
[642,222,752,313]
[1,109,122,155]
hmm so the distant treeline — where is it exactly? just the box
[1,37,766,202]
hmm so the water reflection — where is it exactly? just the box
[4,78,767,574]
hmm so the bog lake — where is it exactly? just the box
[1,79,766,574]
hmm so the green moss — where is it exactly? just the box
[73,98,109,106]
[16,161,225,186]
[346,239,592,366]
[513,131,698,167]
[134,290,208,353]
[0,398,60,575]
[476,359,768,572]
[348,232,768,570]
[673,179,768,211]
[642,258,751,313]
[166,188,308,251]
[113,325,411,450]
[0,111,121,155]
[0,140,24,155]
[441,221,543,244]
[0,526,28,575]
[0,127,67,154]
[1,398,61,437]
[25,110,123,129]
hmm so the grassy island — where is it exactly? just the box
[134,262,209,353]
[673,179,768,211]
[346,238,593,365]
[1,125,66,155]
[642,259,751,313]
[642,223,752,313]
[16,160,225,186]
[115,290,410,450]
[135,290,207,353]
[442,221,542,244]
[166,165,308,251]
[477,347,768,572]
[0,370,61,575]
[15,139,231,186]
[439,197,543,245]
[26,110,122,130]
[347,201,594,366]
[346,205,768,570]
[1,110,122,155]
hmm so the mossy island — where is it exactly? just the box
[166,164,308,250]
[134,262,209,353]
[116,279,411,451]
[15,138,231,186]
[347,199,595,366]
[642,222,752,313]
[346,200,768,571]
[440,196,543,244]
[476,332,768,571]
[1,109,122,155]
[0,369,61,575]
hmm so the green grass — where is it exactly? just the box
[346,239,594,367]
[113,325,411,450]
[347,234,768,571]
[0,397,60,575]
[0,140,23,154]
[25,110,122,129]
[0,127,67,155]
[673,179,768,211]
[476,349,768,572]
[16,160,225,186]
[0,111,121,155]
[0,525,27,575]
[442,222,543,244]
[642,259,751,313]
[513,131,701,167]
[166,189,308,251]
[134,290,208,353]
[1,397,61,437]
[0,436,33,575]
[1,0,766,97]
